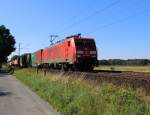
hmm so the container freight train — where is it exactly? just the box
[9,34,98,71]
[9,53,31,68]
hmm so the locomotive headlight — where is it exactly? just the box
[77,55,81,58]
[90,51,97,54]
[77,51,84,54]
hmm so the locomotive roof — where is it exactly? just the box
[45,37,95,49]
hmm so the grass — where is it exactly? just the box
[14,68,150,115]
[95,65,150,72]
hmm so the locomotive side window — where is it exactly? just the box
[68,41,70,47]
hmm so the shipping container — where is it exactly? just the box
[20,53,31,67]
[36,49,43,65]
[10,55,20,67]
[31,52,37,67]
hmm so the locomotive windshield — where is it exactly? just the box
[75,39,96,47]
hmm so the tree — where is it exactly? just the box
[0,25,16,66]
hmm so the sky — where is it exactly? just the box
[0,0,150,59]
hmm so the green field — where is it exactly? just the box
[14,68,150,115]
[95,65,150,72]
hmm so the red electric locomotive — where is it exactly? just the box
[38,34,98,71]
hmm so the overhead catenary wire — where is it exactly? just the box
[55,0,144,40]
[57,0,121,36]
[55,1,95,33]
[84,8,150,35]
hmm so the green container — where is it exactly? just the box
[31,52,37,67]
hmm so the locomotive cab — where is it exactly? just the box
[73,36,98,71]
[65,35,98,70]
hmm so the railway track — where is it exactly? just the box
[45,69,150,94]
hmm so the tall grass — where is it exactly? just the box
[14,69,150,115]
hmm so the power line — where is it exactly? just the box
[55,1,95,33]
[84,8,150,35]
[57,0,120,35]
[58,0,144,38]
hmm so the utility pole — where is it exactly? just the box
[49,35,58,46]
[18,43,21,56]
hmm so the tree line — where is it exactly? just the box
[99,59,150,66]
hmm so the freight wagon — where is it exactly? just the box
[20,53,31,67]
[31,49,43,67]
[9,55,20,67]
